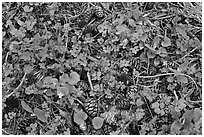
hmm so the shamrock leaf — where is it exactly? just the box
[92,117,104,129]
[176,75,188,83]
[161,37,171,47]
[68,71,80,85]
[193,108,202,122]
[147,50,156,59]
[170,120,182,134]
[128,19,136,27]
[73,111,87,126]
[152,102,159,108]
[34,108,47,123]
[60,71,80,85]
[182,109,194,130]
[23,5,33,12]
[57,86,69,98]
[43,76,58,88]
[115,24,129,34]
[167,76,174,82]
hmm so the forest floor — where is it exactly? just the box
[2,2,202,135]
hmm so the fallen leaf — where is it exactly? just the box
[21,100,33,113]
[34,108,47,123]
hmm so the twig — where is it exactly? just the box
[180,46,200,61]
[87,72,93,91]
[4,52,9,64]
[67,3,88,19]
[181,73,198,90]
[188,100,202,104]
[88,2,97,8]
[3,72,27,101]
[142,96,154,119]
[2,129,10,135]
[136,83,157,88]
[137,72,175,78]
[151,14,175,20]
[119,118,134,135]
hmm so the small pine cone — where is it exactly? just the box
[115,96,131,110]
[126,85,139,99]
[131,58,141,71]
[78,81,89,92]
[94,6,104,18]
[83,10,93,23]
[83,24,98,36]
[84,98,98,117]
[90,128,102,135]
[128,120,140,135]
[148,65,157,75]
[166,61,179,70]
[102,123,114,135]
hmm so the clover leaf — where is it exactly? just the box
[60,71,80,85]
[176,75,188,84]
[67,71,80,85]
[161,37,171,47]
[57,86,70,98]
[92,117,104,129]
[73,111,87,126]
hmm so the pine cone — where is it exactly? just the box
[94,6,104,18]
[89,128,102,135]
[78,81,89,92]
[102,123,114,135]
[83,24,98,36]
[84,98,98,117]
[128,120,140,135]
[126,85,140,99]
[131,58,141,71]
[83,10,93,23]
[115,95,131,110]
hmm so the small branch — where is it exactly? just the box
[3,72,27,101]
[88,2,97,8]
[119,118,134,135]
[87,72,93,91]
[136,83,157,88]
[97,93,106,101]
[188,100,202,104]
[180,46,200,60]
[142,96,154,119]
[4,52,9,64]
[137,73,175,78]
[181,73,198,90]
[2,129,10,135]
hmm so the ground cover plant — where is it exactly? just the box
[2,2,202,135]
